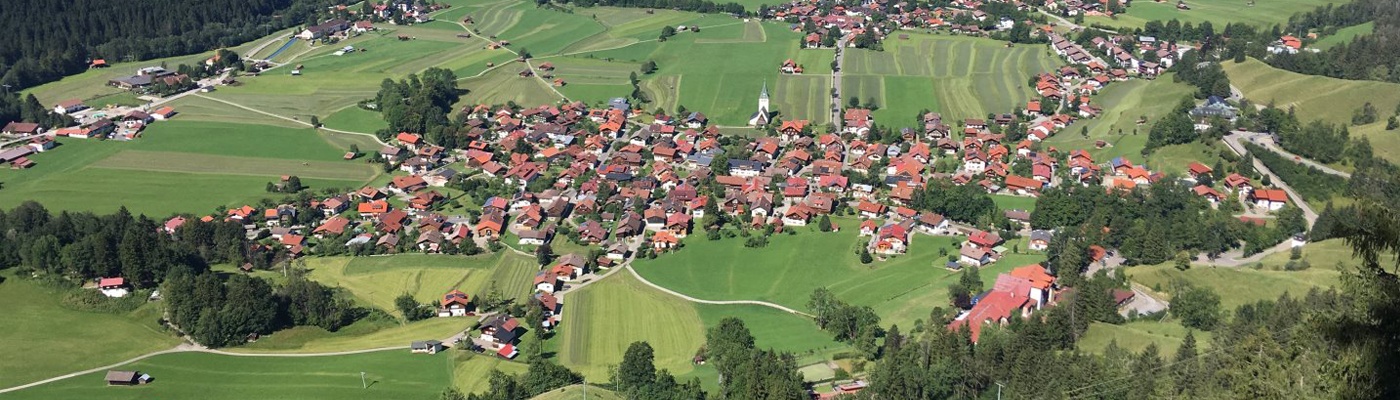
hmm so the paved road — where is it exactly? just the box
[1230,130,1350,178]
[1223,131,1320,225]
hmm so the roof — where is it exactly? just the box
[105,370,138,382]
[1009,264,1054,289]
[99,277,126,287]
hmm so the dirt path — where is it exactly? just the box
[189,94,388,147]
[623,263,815,317]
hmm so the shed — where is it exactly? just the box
[104,370,139,386]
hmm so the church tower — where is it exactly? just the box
[749,81,771,126]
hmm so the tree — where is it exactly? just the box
[396,293,430,321]
[640,60,657,74]
[958,265,983,293]
[817,215,832,232]
[309,115,320,127]
[859,247,873,264]
[1172,285,1222,330]
[659,26,677,41]
[617,342,656,393]
[535,243,554,266]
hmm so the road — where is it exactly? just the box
[1039,9,1116,34]
[830,37,849,128]
[1230,130,1350,178]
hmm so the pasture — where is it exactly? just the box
[1045,74,1196,161]
[560,20,832,125]
[0,121,379,216]
[1144,141,1228,176]
[557,272,706,381]
[4,350,454,400]
[1313,22,1374,50]
[841,33,1062,125]
[1084,0,1344,30]
[1078,320,1212,355]
[0,272,180,389]
[453,353,529,394]
[1223,58,1400,127]
[632,218,1046,326]
[1124,239,1366,310]
[304,252,540,317]
[531,385,623,400]
[322,106,390,133]
[230,317,467,354]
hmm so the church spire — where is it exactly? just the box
[760,80,769,99]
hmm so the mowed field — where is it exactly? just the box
[1085,0,1345,30]
[304,252,540,318]
[556,272,844,382]
[1126,239,1368,311]
[842,33,1062,126]
[632,218,1047,326]
[4,350,455,400]
[1044,74,1196,162]
[0,273,180,389]
[0,121,378,216]
[555,18,834,125]
[1223,58,1400,126]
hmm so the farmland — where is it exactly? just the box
[632,218,1046,326]
[303,252,540,318]
[841,33,1061,126]
[1084,0,1344,30]
[0,121,379,216]
[1313,22,1374,50]
[1043,74,1196,162]
[1223,58,1400,126]
[4,350,454,400]
[554,19,834,125]
[0,272,180,389]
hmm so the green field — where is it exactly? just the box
[1078,320,1212,355]
[1045,74,1196,161]
[841,33,1061,125]
[0,273,180,389]
[557,272,707,380]
[4,350,453,400]
[459,62,566,107]
[558,19,832,125]
[1224,58,1400,126]
[0,121,378,216]
[1085,0,1345,30]
[1144,141,1228,176]
[991,194,1037,213]
[1125,239,1368,310]
[557,271,844,382]
[632,218,1046,326]
[1313,22,1374,50]
[531,385,623,400]
[323,106,390,133]
[305,252,540,317]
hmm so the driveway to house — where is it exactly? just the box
[1119,283,1169,317]
[1221,131,1319,225]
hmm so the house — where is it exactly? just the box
[479,314,522,346]
[1250,188,1289,211]
[410,340,444,354]
[968,230,1002,250]
[946,289,1031,343]
[1008,264,1056,308]
[53,99,87,115]
[1029,230,1052,251]
[1268,35,1303,54]
[959,246,995,267]
[151,107,177,120]
[476,211,505,238]
[1193,185,1224,204]
[299,19,349,40]
[2,122,41,136]
[1223,173,1252,192]
[437,290,471,317]
[534,270,557,293]
[1186,162,1213,180]
[651,230,680,250]
[856,201,887,219]
[917,213,949,234]
[98,277,129,298]
[1003,175,1044,196]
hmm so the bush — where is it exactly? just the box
[61,289,146,313]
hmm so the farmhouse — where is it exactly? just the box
[98,277,130,298]
[479,314,522,346]
[299,19,349,40]
[53,99,87,115]
[438,290,470,317]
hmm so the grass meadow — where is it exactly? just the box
[1084,0,1342,30]
[0,121,378,216]
[4,350,454,400]
[841,33,1062,126]
[1044,74,1196,162]
[304,252,540,318]
[632,217,1046,326]
[0,272,180,389]
[1078,320,1213,355]
[1223,58,1400,126]
[1312,22,1374,50]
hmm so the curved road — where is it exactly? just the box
[623,264,815,317]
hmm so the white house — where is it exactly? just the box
[98,277,129,298]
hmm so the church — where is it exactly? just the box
[748,82,772,126]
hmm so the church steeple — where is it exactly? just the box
[750,81,772,126]
[759,80,770,100]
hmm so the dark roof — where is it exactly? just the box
[105,370,138,382]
